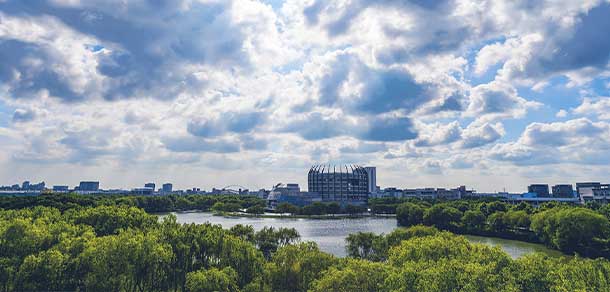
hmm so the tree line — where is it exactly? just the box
[2,205,610,291]
[394,199,610,258]
[0,193,265,213]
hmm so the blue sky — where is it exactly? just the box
[0,0,609,192]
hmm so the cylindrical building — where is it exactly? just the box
[308,164,369,203]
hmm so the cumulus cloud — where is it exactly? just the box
[0,0,285,102]
[414,121,462,147]
[556,109,568,118]
[574,97,610,120]
[490,118,610,165]
[458,122,505,149]
[466,81,540,120]
[520,118,607,147]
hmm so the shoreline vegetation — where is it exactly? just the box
[1,203,610,291]
[1,193,610,290]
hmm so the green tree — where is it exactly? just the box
[254,227,300,259]
[246,205,265,215]
[345,232,388,261]
[68,205,157,236]
[396,203,425,227]
[310,259,391,292]
[326,202,341,214]
[275,203,299,214]
[461,210,486,232]
[186,267,239,292]
[265,242,336,292]
[423,205,462,231]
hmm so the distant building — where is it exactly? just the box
[53,185,69,192]
[593,185,610,203]
[162,183,173,193]
[577,182,610,203]
[402,186,468,200]
[79,181,100,192]
[576,182,601,196]
[364,167,377,193]
[552,184,574,198]
[22,181,30,190]
[308,164,369,204]
[132,188,154,196]
[267,183,322,209]
[382,187,403,198]
[144,183,156,191]
[528,184,550,197]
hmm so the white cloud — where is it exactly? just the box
[556,109,569,118]
[466,81,541,120]
[2,0,610,191]
[574,97,610,120]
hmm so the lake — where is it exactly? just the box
[160,211,562,259]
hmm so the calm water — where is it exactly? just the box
[161,212,561,258]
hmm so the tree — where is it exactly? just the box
[254,227,300,259]
[229,224,255,243]
[186,267,239,292]
[344,204,367,215]
[212,202,242,213]
[246,205,265,215]
[301,202,327,215]
[487,211,508,234]
[385,225,439,247]
[78,230,173,291]
[275,203,299,214]
[532,208,610,257]
[423,205,462,231]
[396,203,425,227]
[325,202,341,214]
[461,210,486,232]
[310,259,390,292]
[68,205,157,236]
[345,232,388,261]
[265,242,337,292]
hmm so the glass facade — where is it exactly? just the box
[308,164,369,203]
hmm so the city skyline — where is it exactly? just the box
[1,1,610,192]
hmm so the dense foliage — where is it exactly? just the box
[2,205,610,291]
[394,199,610,258]
[0,193,265,213]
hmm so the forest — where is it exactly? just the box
[391,199,610,258]
[1,194,610,291]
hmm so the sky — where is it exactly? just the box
[0,0,609,192]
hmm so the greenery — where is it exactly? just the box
[394,199,610,258]
[0,193,266,213]
[2,205,610,291]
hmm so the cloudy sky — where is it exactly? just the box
[1,0,609,192]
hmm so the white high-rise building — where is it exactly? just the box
[364,166,377,193]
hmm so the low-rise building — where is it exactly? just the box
[528,184,550,197]
[552,184,574,198]
[267,183,322,210]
